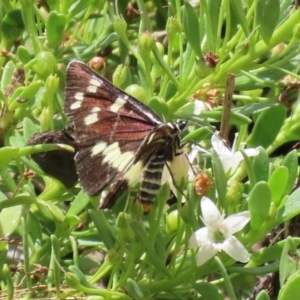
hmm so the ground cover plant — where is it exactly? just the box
[1,0,300,299]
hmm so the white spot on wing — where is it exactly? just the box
[113,151,134,172]
[103,142,121,164]
[70,101,82,109]
[86,77,103,93]
[84,113,99,125]
[91,141,107,156]
[91,107,101,113]
[124,161,143,184]
[87,85,97,93]
[89,78,102,87]
[110,96,127,113]
[74,92,84,101]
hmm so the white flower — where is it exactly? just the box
[211,134,259,176]
[193,100,209,115]
[189,196,250,266]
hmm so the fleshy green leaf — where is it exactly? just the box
[268,166,289,206]
[46,11,66,48]
[248,182,271,229]
[280,187,300,221]
[253,147,270,182]
[230,1,249,37]
[256,0,280,43]
[183,2,201,57]
[247,105,286,148]
[282,150,298,195]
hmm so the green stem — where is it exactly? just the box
[214,256,237,300]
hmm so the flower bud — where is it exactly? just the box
[138,31,154,54]
[39,107,50,131]
[88,56,106,71]
[194,58,213,79]
[17,46,31,64]
[166,17,180,49]
[166,210,180,232]
[31,51,56,80]
[113,15,127,39]
[45,74,59,92]
[116,212,137,242]
[125,84,148,103]
[226,181,244,205]
[112,64,132,89]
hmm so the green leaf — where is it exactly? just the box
[0,147,19,170]
[251,238,300,265]
[127,278,145,299]
[1,9,25,41]
[193,282,223,300]
[253,147,269,182]
[182,127,211,143]
[282,150,298,195]
[148,97,169,117]
[279,237,299,287]
[248,182,271,229]
[26,211,43,241]
[206,0,222,51]
[1,60,16,92]
[255,290,271,300]
[211,148,227,210]
[241,149,257,188]
[66,190,90,217]
[23,117,39,143]
[230,1,249,37]
[256,0,280,43]
[278,274,300,300]
[0,205,24,237]
[46,11,66,48]
[280,187,300,221]
[89,209,116,250]
[17,45,31,64]
[183,2,201,57]
[268,166,289,206]
[130,220,170,277]
[247,105,286,148]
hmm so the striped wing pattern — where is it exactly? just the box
[64,61,185,209]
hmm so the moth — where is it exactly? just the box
[64,61,187,209]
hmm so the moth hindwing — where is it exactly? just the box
[64,61,187,209]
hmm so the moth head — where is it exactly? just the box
[174,120,187,132]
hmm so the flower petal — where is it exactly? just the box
[195,242,219,266]
[194,100,208,115]
[189,227,209,248]
[244,148,259,157]
[227,151,244,174]
[200,197,222,226]
[211,135,231,155]
[223,211,251,234]
[219,154,238,174]
[221,235,250,263]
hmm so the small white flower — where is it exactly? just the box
[189,196,250,266]
[193,100,208,115]
[211,134,259,176]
